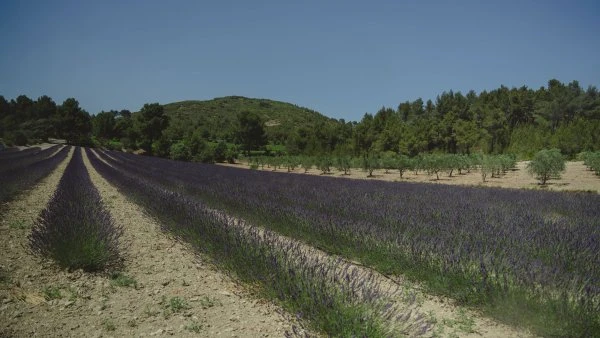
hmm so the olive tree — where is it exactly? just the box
[335,156,352,175]
[527,148,566,185]
[396,155,411,179]
[300,156,314,173]
[317,156,333,174]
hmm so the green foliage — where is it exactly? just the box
[161,296,190,316]
[43,286,62,300]
[0,267,9,284]
[198,295,221,308]
[281,156,299,172]
[479,154,517,182]
[317,156,332,174]
[300,156,314,173]
[102,319,116,331]
[527,148,566,185]
[151,136,171,157]
[268,156,282,171]
[5,78,600,163]
[380,152,397,174]
[169,141,191,161]
[56,98,92,145]
[581,151,600,175]
[110,272,137,288]
[396,154,411,178]
[162,96,334,145]
[421,154,444,180]
[92,111,117,140]
[135,103,169,154]
[236,111,267,155]
[335,156,352,175]
[4,130,28,146]
[212,141,229,162]
[185,321,204,333]
[361,154,380,177]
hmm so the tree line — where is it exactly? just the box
[1,78,599,161]
[281,79,599,159]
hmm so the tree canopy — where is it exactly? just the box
[2,78,599,161]
[236,111,266,155]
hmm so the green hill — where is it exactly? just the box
[162,96,336,143]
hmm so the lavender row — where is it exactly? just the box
[0,144,62,173]
[98,149,600,335]
[0,146,42,160]
[102,148,600,291]
[28,148,123,271]
[87,148,427,336]
[0,146,70,213]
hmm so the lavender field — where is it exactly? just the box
[94,148,599,337]
[2,145,598,336]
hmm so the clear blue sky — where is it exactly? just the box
[1,0,599,121]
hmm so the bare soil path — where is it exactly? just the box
[0,148,308,337]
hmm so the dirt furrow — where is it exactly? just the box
[81,149,309,337]
[0,147,74,337]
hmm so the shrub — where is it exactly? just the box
[28,148,123,271]
[527,148,566,185]
[5,130,28,146]
[169,141,191,161]
[212,141,228,163]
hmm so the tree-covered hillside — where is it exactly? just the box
[2,79,599,160]
[162,96,337,144]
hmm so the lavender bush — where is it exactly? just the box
[28,148,123,271]
[97,148,599,336]
[0,146,70,214]
[0,146,41,160]
[87,148,427,336]
[0,144,61,173]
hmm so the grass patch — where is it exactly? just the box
[110,272,137,288]
[42,286,62,300]
[143,305,160,318]
[0,267,10,284]
[199,295,221,308]
[185,321,204,333]
[8,219,28,229]
[161,296,190,317]
[102,318,116,331]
